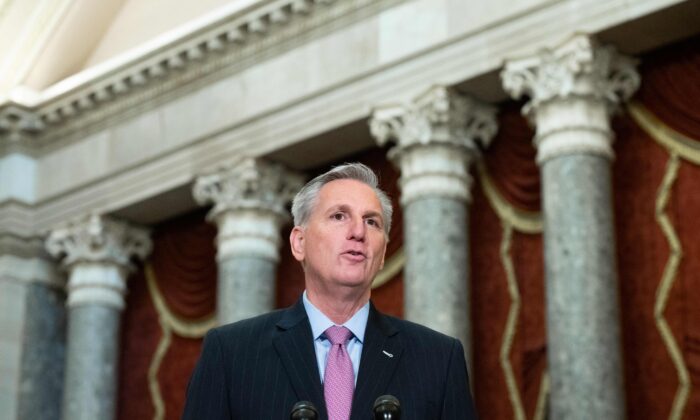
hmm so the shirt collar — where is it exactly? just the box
[302,290,369,343]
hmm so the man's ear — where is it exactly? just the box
[289,226,305,262]
[378,237,388,270]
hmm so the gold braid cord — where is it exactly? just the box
[654,154,689,420]
[629,103,700,165]
[476,163,543,234]
[145,264,217,420]
[499,224,526,420]
[629,102,699,420]
[476,163,547,420]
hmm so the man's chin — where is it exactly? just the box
[334,277,373,290]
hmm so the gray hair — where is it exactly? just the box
[291,163,393,235]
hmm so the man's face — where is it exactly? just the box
[290,179,388,296]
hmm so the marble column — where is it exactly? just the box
[193,157,303,325]
[0,244,65,420]
[46,214,151,420]
[501,34,639,419]
[370,86,497,363]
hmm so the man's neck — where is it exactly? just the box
[305,288,369,324]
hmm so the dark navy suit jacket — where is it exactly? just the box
[182,299,478,419]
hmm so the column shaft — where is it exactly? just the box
[0,252,65,420]
[62,305,120,420]
[17,282,66,420]
[403,197,470,349]
[542,154,623,418]
[218,256,277,322]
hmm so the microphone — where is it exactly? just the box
[290,401,318,420]
[373,395,401,419]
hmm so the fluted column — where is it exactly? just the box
[46,214,151,420]
[501,34,639,419]
[194,157,303,325]
[370,86,497,363]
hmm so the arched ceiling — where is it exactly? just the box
[0,0,244,96]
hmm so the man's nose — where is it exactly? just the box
[347,217,366,241]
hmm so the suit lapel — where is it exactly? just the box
[273,299,328,419]
[350,304,403,420]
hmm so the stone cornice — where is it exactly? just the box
[0,0,399,155]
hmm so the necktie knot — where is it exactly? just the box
[325,325,353,346]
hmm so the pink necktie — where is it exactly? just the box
[324,326,355,420]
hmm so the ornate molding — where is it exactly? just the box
[0,0,401,153]
[501,34,640,118]
[193,157,303,260]
[370,85,497,204]
[45,214,151,308]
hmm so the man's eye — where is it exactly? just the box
[332,213,345,220]
[366,218,380,227]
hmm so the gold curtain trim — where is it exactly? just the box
[371,246,404,289]
[476,162,543,234]
[533,371,549,420]
[628,102,700,165]
[653,154,690,420]
[147,322,170,420]
[498,223,526,420]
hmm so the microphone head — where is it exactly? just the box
[290,401,318,420]
[373,395,400,419]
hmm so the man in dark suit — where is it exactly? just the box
[183,163,478,419]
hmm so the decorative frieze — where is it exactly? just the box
[501,34,639,163]
[370,85,497,204]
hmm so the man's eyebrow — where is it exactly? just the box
[363,210,384,222]
[326,204,351,213]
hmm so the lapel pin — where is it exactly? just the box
[382,350,394,358]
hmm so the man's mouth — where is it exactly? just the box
[343,250,366,260]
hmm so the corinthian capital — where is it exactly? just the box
[45,214,151,271]
[501,34,640,118]
[370,86,497,158]
[193,157,304,223]
[370,86,497,204]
